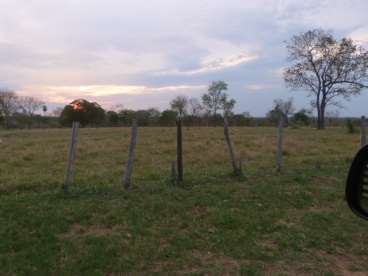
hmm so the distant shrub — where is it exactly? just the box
[346,118,356,134]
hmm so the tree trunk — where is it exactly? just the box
[4,116,9,129]
[123,119,138,190]
[319,101,326,130]
[316,92,322,130]
[283,114,289,128]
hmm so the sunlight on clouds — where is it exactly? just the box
[350,27,368,46]
[157,52,257,76]
[157,38,258,76]
[19,84,207,105]
[54,85,147,96]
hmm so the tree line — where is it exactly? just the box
[0,89,48,129]
[0,84,341,129]
[1,29,367,129]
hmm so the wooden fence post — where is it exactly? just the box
[177,118,183,182]
[224,115,240,175]
[171,160,177,185]
[276,116,284,172]
[123,119,138,190]
[361,116,366,148]
[64,121,79,193]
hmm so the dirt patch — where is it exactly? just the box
[319,251,368,276]
[311,175,339,185]
[258,239,279,251]
[177,250,240,275]
[265,251,368,276]
[58,223,127,240]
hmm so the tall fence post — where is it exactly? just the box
[123,119,138,190]
[64,121,79,193]
[177,118,183,183]
[224,115,240,175]
[276,116,284,172]
[361,116,366,148]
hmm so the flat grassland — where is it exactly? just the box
[1,127,368,275]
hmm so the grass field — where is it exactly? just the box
[1,126,368,275]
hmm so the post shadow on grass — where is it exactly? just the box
[123,119,138,191]
[64,121,80,194]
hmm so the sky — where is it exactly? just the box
[1,0,368,116]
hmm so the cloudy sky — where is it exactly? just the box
[1,0,368,116]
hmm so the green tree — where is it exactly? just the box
[107,111,120,125]
[160,110,177,126]
[266,98,295,126]
[201,81,228,116]
[170,96,188,118]
[60,99,105,127]
[292,109,312,126]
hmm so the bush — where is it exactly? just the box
[346,118,356,134]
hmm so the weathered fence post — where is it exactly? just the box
[171,160,177,185]
[123,119,138,190]
[64,121,79,193]
[177,118,183,183]
[238,158,243,177]
[276,116,284,172]
[224,115,240,175]
[361,116,366,148]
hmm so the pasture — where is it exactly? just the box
[1,127,368,275]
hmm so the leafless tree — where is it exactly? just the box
[170,95,188,118]
[18,96,44,127]
[0,89,19,128]
[188,97,203,117]
[51,107,63,117]
[284,29,368,129]
[19,96,44,117]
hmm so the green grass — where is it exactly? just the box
[1,127,368,275]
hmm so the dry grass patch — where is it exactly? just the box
[58,223,128,240]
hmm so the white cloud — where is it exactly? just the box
[157,38,258,76]
[350,27,368,46]
[245,84,272,92]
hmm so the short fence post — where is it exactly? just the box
[276,116,284,172]
[64,121,79,193]
[361,116,366,148]
[123,119,138,190]
[177,118,183,183]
